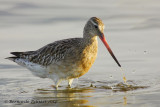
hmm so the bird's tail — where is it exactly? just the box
[5,52,23,62]
[6,52,30,67]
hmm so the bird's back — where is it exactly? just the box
[7,38,83,66]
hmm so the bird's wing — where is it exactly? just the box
[11,38,82,66]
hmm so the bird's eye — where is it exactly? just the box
[94,25,98,29]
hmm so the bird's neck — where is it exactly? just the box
[83,33,98,46]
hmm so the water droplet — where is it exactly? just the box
[120,67,127,84]
[109,74,113,79]
[144,50,147,54]
[123,76,127,84]
[90,83,93,87]
[132,70,136,74]
[111,86,114,90]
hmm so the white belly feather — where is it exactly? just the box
[15,58,47,78]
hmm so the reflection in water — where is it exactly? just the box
[2,78,149,107]
[123,96,127,105]
[24,88,94,107]
[20,81,147,107]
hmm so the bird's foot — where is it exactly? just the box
[66,85,71,88]
[51,85,56,88]
[50,85,62,89]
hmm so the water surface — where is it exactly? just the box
[0,0,160,107]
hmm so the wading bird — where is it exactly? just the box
[6,17,121,89]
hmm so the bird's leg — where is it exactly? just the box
[53,79,62,89]
[76,78,79,87]
[68,79,74,88]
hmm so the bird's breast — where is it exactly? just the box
[76,37,98,77]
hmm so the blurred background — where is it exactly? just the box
[0,0,160,107]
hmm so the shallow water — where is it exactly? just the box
[1,0,160,107]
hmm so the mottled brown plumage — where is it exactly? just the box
[7,17,121,89]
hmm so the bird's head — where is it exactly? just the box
[84,17,105,38]
[84,17,121,67]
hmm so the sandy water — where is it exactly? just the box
[0,0,160,107]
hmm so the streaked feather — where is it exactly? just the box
[8,38,83,66]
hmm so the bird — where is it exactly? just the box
[6,17,121,89]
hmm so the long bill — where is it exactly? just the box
[99,33,121,67]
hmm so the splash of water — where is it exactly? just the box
[120,67,127,84]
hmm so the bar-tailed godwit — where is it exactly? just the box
[6,17,121,88]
